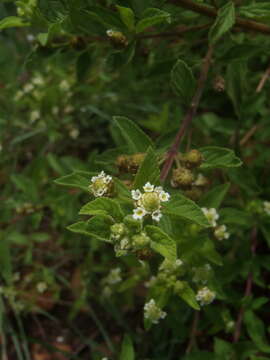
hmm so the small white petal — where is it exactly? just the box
[152,210,162,222]
[159,191,170,202]
[143,182,154,192]
[131,189,142,200]
[133,207,146,220]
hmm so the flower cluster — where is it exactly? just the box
[132,183,170,222]
[196,286,216,306]
[101,268,122,298]
[202,208,219,227]
[214,225,230,241]
[144,299,167,324]
[192,264,212,285]
[89,171,113,197]
[263,201,270,215]
[202,207,230,241]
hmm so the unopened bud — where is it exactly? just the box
[183,149,203,169]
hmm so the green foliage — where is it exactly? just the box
[1,0,270,358]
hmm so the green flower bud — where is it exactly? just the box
[182,149,203,169]
[110,223,126,240]
[173,280,185,294]
[123,215,143,234]
[132,232,150,249]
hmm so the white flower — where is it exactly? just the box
[159,191,170,202]
[202,207,219,227]
[214,224,230,241]
[69,128,79,139]
[36,282,48,294]
[30,110,40,123]
[26,34,35,42]
[106,29,114,37]
[196,287,215,306]
[133,207,146,220]
[159,258,183,273]
[106,268,122,285]
[143,182,155,192]
[154,186,163,194]
[23,83,34,93]
[151,210,162,222]
[89,171,112,198]
[56,336,64,343]
[144,276,157,288]
[131,189,142,201]
[144,299,167,324]
[263,201,270,215]
[193,173,207,187]
[32,75,44,86]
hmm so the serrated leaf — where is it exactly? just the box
[146,225,177,261]
[116,5,135,31]
[209,2,235,44]
[54,171,93,191]
[79,198,124,221]
[178,282,200,310]
[164,194,209,227]
[0,16,29,30]
[244,310,270,353]
[171,59,196,105]
[133,147,160,189]
[67,216,113,242]
[199,183,230,209]
[201,238,222,265]
[136,8,171,33]
[120,334,135,360]
[199,146,242,169]
[113,116,154,153]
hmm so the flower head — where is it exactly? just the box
[106,268,122,285]
[201,207,219,227]
[263,201,270,215]
[132,183,170,222]
[144,299,167,324]
[214,224,230,241]
[89,171,113,197]
[196,286,215,306]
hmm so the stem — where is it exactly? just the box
[160,45,213,181]
[256,63,270,92]
[186,311,200,353]
[169,0,270,35]
[233,227,258,343]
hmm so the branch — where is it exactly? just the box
[137,24,210,39]
[186,311,200,353]
[160,45,213,181]
[169,0,270,35]
[256,63,270,92]
[233,227,258,343]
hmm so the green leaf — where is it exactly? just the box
[244,310,270,353]
[79,198,124,221]
[67,216,113,242]
[199,146,242,169]
[136,8,171,33]
[219,208,253,227]
[106,42,136,70]
[178,283,200,310]
[164,194,209,227]
[239,3,270,19]
[171,59,196,105]
[116,5,135,31]
[133,147,160,189]
[146,225,177,261]
[54,171,94,192]
[76,50,92,82]
[214,338,234,358]
[113,116,154,153]
[120,334,135,360]
[209,2,235,44]
[0,232,12,283]
[0,16,29,30]
[199,183,230,209]
[226,60,247,116]
[201,238,222,265]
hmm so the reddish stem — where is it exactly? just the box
[160,45,213,182]
[233,227,258,343]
